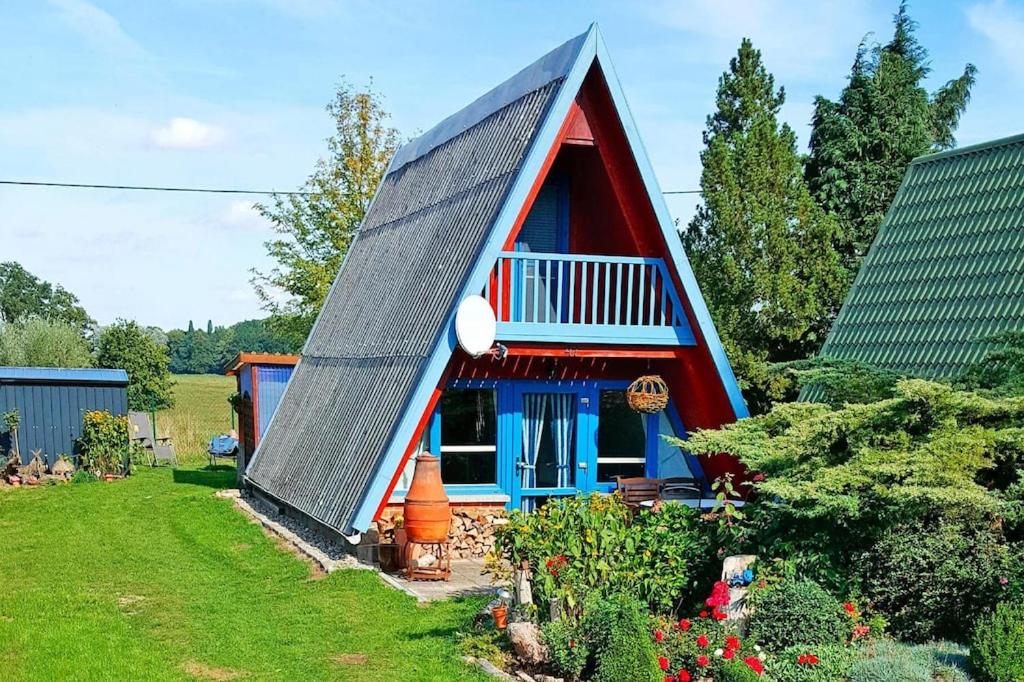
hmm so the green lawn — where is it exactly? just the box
[0,467,487,681]
[159,374,237,467]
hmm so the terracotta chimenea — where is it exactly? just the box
[403,454,451,543]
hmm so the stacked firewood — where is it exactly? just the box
[376,506,507,560]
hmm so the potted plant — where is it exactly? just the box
[492,588,511,630]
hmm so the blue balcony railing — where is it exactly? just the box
[485,252,695,345]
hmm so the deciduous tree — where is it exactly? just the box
[251,81,400,348]
[96,320,174,410]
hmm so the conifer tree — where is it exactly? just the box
[806,2,976,268]
[684,39,846,406]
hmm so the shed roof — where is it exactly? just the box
[223,352,300,376]
[817,132,1024,380]
[0,367,129,385]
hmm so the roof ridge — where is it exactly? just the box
[388,26,594,170]
[910,131,1024,166]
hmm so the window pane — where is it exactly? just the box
[441,389,496,446]
[521,393,575,489]
[597,390,646,482]
[440,389,496,485]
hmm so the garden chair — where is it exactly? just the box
[128,411,177,467]
[613,476,663,508]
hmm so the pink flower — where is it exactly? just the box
[659,656,670,671]
[852,624,870,640]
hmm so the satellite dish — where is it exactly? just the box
[455,295,496,357]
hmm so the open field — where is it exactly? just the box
[0,467,487,681]
[159,374,236,467]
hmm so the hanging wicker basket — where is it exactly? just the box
[626,375,669,414]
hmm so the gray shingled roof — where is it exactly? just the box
[244,38,576,533]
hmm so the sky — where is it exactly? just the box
[2,0,1023,330]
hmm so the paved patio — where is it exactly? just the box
[378,558,500,602]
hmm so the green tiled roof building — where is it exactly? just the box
[818,132,1024,380]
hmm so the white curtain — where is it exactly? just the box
[550,393,575,487]
[521,394,545,489]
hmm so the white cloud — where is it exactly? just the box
[151,117,227,149]
[968,0,1024,76]
[644,0,871,80]
[218,200,271,232]
[48,0,147,59]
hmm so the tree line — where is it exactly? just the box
[0,261,297,410]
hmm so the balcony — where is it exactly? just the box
[486,252,695,345]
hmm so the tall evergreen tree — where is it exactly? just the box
[251,81,400,349]
[806,2,976,268]
[683,39,847,408]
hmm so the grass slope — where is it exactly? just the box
[160,374,236,467]
[0,468,487,681]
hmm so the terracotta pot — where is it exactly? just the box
[104,474,116,482]
[492,605,508,630]
[403,455,450,543]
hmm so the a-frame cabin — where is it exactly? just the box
[245,25,748,546]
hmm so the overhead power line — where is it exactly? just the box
[0,179,704,197]
[0,180,312,196]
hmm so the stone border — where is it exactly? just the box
[219,489,366,574]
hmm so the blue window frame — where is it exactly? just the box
[392,378,706,509]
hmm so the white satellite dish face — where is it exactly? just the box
[455,295,497,357]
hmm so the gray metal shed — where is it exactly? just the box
[0,367,129,467]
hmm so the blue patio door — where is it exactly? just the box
[510,384,594,511]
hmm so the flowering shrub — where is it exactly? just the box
[492,493,711,615]
[540,619,588,681]
[650,581,767,680]
[78,410,135,475]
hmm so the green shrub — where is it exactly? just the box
[769,644,855,682]
[493,494,711,615]
[541,619,588,681]
[849,640,971,682]
[970,601,1024,682]
[70,469,98,484]
[583,593,660,682]
[748,578,846,651]
[456,628,511,670]
[864,520,1009,642]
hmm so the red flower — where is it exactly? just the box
[659,656,670,671]
[852,624,870,640]
[705,580,731,607]
[723,649,735,660]
[712,607,728,621]
[664,677,673,682]
[725,635,741,651]
[545,555,567,576]
[696,634,709,648]
[798,653,820,666]
[699,610,709,619]
[697,655,710,667]
[744,656,765,675]
[843,601,857,617]
[678,618,691,631]
[677,671,691,682]
[752,472,766,482]
[808,654,819,665]
[655,630,665,642]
